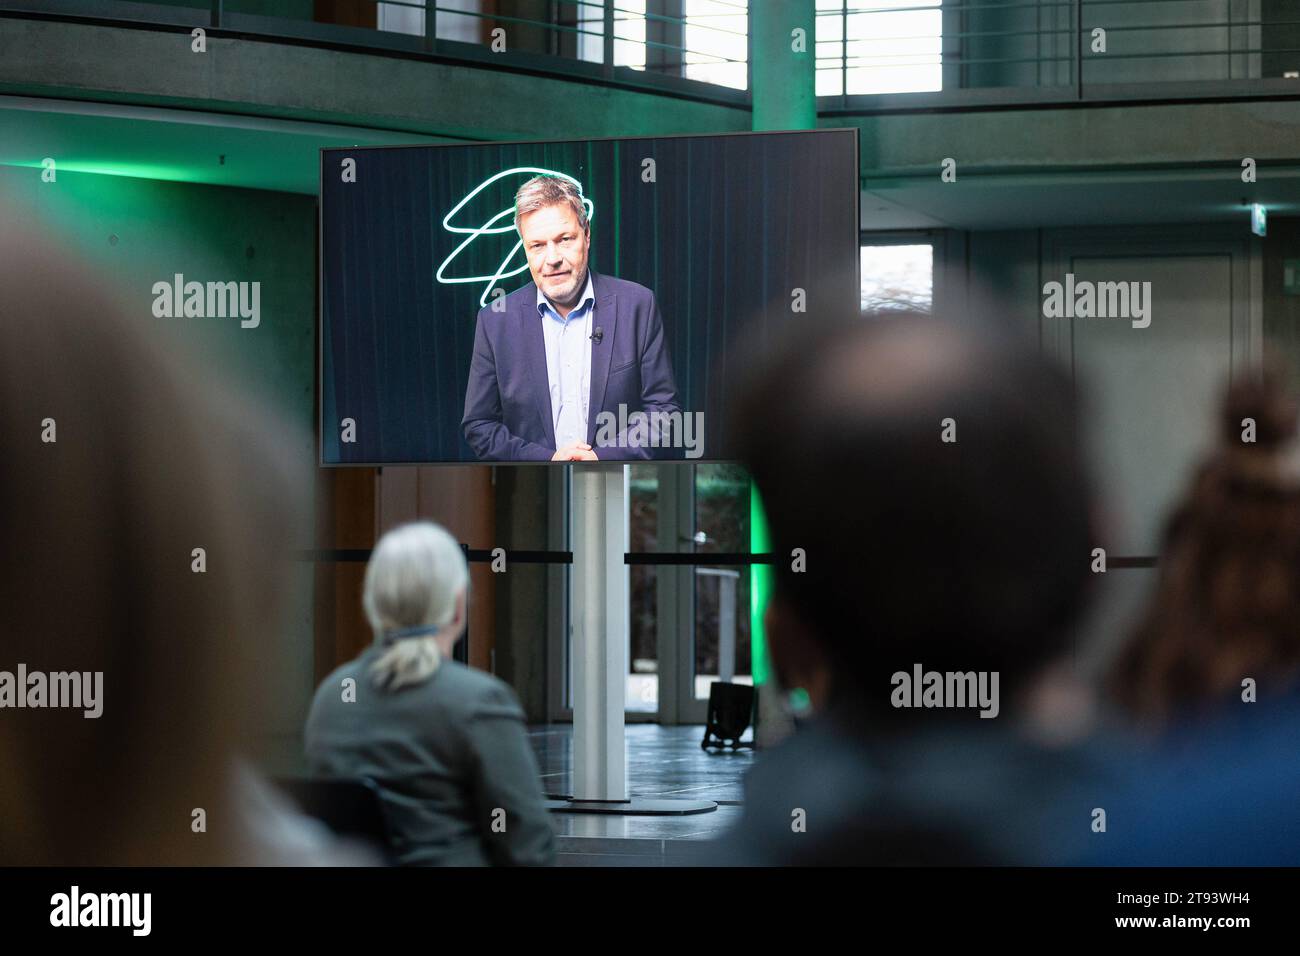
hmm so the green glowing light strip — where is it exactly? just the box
[750,483,772,686]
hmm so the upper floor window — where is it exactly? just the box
[580,0,749,90]
[682,0,750,90]
[817,0,942,96]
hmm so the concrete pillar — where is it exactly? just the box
[750,0,817,132]
[750,0,815,747]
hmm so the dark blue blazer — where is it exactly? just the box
[462,269,683,461]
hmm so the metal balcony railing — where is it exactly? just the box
[7,0,1300,111]
[816,0,1300,110]
[0,0,750,105]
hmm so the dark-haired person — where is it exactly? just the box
[1085,369,1300,865]
[461,174,683,461]
[1110,368,1300,723]
[305,522,557,866]
[716,314,1110,865]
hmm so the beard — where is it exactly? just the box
[543,265,586,305]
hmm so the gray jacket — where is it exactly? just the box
[304,649,556,866]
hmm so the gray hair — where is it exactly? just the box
[514,174,589,236]
[362,522,468,691]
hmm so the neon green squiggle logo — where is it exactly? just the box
[436,167,594,308]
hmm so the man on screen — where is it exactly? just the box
[462,175,683,461]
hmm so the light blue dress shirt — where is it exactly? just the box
[537,271,596,451]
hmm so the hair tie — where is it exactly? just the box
[381,624,442,647]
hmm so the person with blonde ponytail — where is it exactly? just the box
[305,522,556,866]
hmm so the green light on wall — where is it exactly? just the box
[2,160,201,183]
[750,483,773,686]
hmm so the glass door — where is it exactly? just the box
[552,462,754,725]
[627,463,661,716]
[678,464,752,723]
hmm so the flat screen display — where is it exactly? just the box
[319,128,859,464]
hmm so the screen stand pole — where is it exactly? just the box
[549,463,716,816]
[571,462,629,802]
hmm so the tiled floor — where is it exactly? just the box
[528,723,755,866]
[258,723,754,866]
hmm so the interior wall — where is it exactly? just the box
[0,15,750,148]
[0,165,318,753]
[934,220,1268,677]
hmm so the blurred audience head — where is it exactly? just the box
[363,521,469,692]
[0,219,306,864]
[732,311,1094,721]
[1110,364,1300,724]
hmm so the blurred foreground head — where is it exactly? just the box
[0,219,306,864]
[733,313,1093,718]
[1111,365,1300,723]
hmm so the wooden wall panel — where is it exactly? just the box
[313,467,378,682]
[376,465,497,673]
